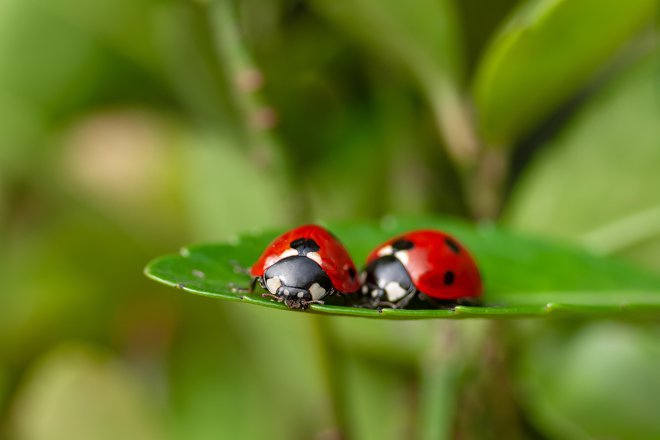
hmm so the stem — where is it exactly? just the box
[428,83,481,170]
[426,79,509,220]
[310,316,349,437]
[207,0,311,220]
[209,0,282,161]
[416,321,466,440]
[452,321,529,439]
[467,148,510,220]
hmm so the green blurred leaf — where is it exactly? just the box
[309,0,478,162]
[473,0,656,146]
[518,322,660,439]
[505,50,660,270]
[180,132,288,241]
[10,344,163,440]
[145,216,660,319]
[168,303,331,440]
[340,354,412,440]
[311,0,464,88]
[45,0,162,71]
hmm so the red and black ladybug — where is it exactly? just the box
[361,230,482,309]
[250,225,360,309]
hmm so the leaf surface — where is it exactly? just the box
[145,217,660,319]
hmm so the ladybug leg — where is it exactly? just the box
[372,288,417,309]
[316,288,348,306]
[418,293,460,309]
[374,300,398,309]
[229,277,260,294]
[390,289,418,309]
[261,292,284,303]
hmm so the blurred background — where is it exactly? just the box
[0,0,658,438]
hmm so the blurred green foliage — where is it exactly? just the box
[0,0,658,439]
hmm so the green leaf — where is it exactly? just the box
[505,51,660,270]
[518,322,660,439]
[311,0,464,88]
[11,343,164,440]
[473,0,656,146]
[145,216,660,319]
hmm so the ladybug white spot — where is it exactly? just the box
[361,285,369,294]
[371,289,380,298]
[394,250,409,265]
[279,248,298,259]
[384,282,407,302]
[266,277,282,294]
[297,291,305,298]
[309,283,326,300]
[264,255,278,268]
[377,245,393,257]
[283,289,290,296]
[306,252,323,266]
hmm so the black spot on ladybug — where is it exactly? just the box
[392,239,414,251]
[444,271,455,286]
[347,267,357,280]
[445,238,460,254]
[290,238,320,255]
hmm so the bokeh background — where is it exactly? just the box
[1,0,659,439]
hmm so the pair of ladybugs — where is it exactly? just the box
[248,225,482,310]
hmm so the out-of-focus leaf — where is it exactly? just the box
[309,0,477,163]
[505,51,660,270]
[311,0,464,89]
[168,302,332,440]
[473,0,656,146]
[0,0,177,173]
[145,216,660,319]
[179,132,288,241]
[340,355,412,440]
[0,0,99,157]
[518,322,660,439]
[45,0,162,71]
[10,344,163,440]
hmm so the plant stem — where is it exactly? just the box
[310,316,349,438]
[467,148,510,220]
[208,0,282,161]
[428,82,481,170]
[426,80,510,220]
[449,321,529,440]
[207,0,312,220]
[417,321,466,440]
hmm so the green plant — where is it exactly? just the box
[2,0,658,437]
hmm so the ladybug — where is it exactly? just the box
[361,230,482,309]
[250,225,360,309]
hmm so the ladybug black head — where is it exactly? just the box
[261,256,333,308]
[362,255,414,305]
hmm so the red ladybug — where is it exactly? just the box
[250,225,360,309]
[362,230,482,309]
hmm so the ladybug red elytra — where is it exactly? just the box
[250,225,360,309]
[361,230,482,309]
